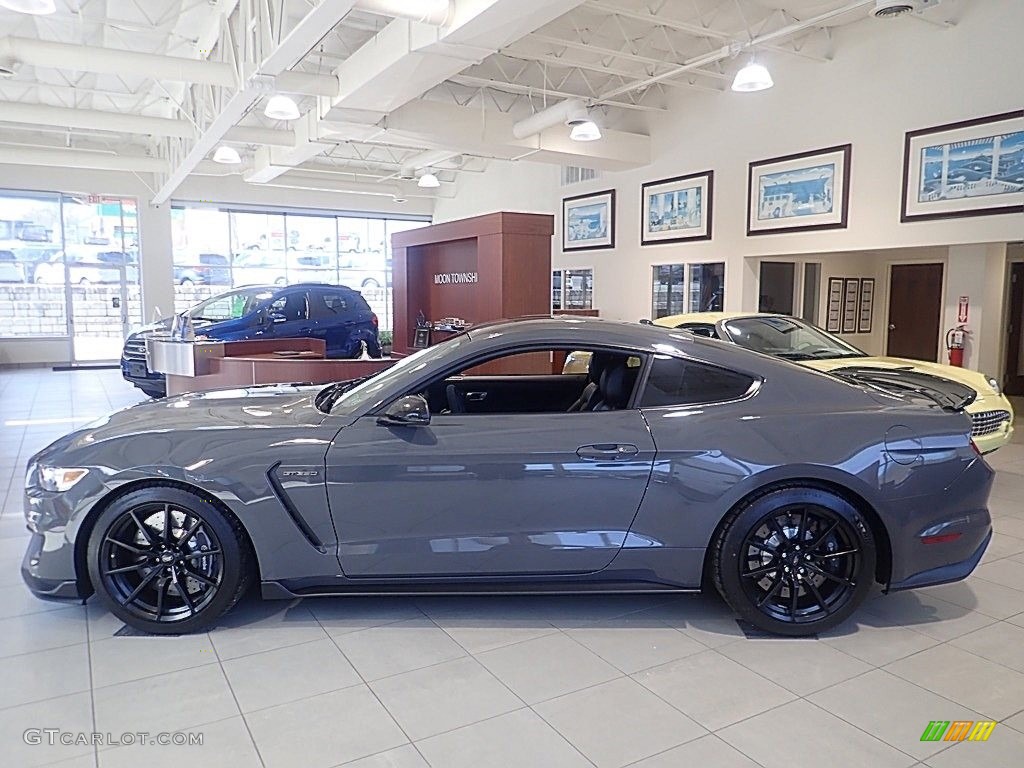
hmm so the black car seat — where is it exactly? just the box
[567,352,614,412]
[590,360,638,411]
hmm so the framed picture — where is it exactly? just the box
[858,278,875,334]
[826,277,844,333]
[901,110,1024,222]
[641,171,713,245]
[562,189,616,251]
[841,278,860,334]
[747,144,852,235]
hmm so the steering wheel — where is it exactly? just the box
[445,384,465,414]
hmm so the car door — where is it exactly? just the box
[325,347,657,578]
[264,288,313,340]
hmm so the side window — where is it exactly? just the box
[313,291,351,318]
[269,292,309,321]
[640,355,754,407]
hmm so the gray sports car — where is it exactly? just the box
[22,317,993,636]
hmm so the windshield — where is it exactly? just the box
[723,316,866,361]
[188,287,275,321]
[318,334,473,415]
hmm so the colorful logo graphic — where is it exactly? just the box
[920,721,997,742]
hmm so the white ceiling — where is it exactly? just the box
[0,0,959,201]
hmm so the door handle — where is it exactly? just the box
[465,391,487,402]
[576,443,639,460]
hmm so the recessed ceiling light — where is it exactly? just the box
[732,61,774,92]
[264,95,300,121]
[0,0,56,14]
[212,145,241,164]
[568,119,602,142]
[417,172,440,189]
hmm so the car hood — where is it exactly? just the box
[41,384,332,460]
[802,356,998,397]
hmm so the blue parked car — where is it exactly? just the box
[121,283,381,398]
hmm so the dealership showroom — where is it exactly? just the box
[2,0,1024,766]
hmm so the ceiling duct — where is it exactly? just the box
[871,0,941,18]
[512,98,587,140]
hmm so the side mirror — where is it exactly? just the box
[377,395,431,427]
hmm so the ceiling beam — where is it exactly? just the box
[585,1,833,63]
[151,1,361,204]
[525,33,729,80]
[0,146,168,173]
[448,74,665,111]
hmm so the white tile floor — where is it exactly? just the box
[1,368,1023,768]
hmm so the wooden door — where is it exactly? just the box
[886,263,943,362]
[1005,263,1024,395]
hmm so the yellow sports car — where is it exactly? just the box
[564,312,1013,453]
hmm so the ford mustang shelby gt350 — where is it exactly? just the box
[22,317,993,636]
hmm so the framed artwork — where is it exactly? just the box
[841,278,860,334]
[826,277,844,333]
[747,144,852,235]
[641,170,713,245]
[858,278,875,334]
[562,189,616,251]
[901,110,1024,222]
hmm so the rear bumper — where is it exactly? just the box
[886,456,994,590]
[888,528,991,591]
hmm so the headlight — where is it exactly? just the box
[984,375,1001,395]
[38,466,89,492]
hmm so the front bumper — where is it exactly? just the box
[21,485,90,602]
[968,394,1014,453]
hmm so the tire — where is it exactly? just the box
[86,486,254,634]
[180,278,194,287]
[348,340,366,359]
[366,340,383,359]
[361,278,380,289]
[79,277,91,287]
[275,277,286,286]
[712,486,875,637]
[138,386,166,399]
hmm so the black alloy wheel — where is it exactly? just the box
[713,487,876,636]
[87,487,251,634]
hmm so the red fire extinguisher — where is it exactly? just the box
[946,324,968,367]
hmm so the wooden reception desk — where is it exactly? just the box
[149,337,394,396]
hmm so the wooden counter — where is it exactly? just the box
[162,338,395,395]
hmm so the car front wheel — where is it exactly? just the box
[712,487,875,636]
[87,486,253,634]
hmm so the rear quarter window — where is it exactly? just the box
[640,355,755,407]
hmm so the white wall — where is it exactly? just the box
[434,0,1024,354]
[432,160,559,223]
[0,164,434,365]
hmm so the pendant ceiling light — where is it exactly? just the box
[731,61,774,92]
[417,172,440,189]
[212,145,241,164]
[568,119,602,142]
[264,95,300,121]
[0,0,56,13]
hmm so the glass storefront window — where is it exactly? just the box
[0,189,65,337]
[167,204,429,331]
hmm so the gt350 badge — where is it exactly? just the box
[280,469,319,477]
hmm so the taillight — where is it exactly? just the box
[921,532,963,545]
[371,313,378,327]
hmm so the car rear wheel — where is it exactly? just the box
[712,487,875,636]
[87,487,253,634]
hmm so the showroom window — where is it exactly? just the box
[651,262,725,318]
[652,265,686,318]
[170,204,429,329]
[0,188,141,362]
[552,268,595,311]
[639,355,755,407]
